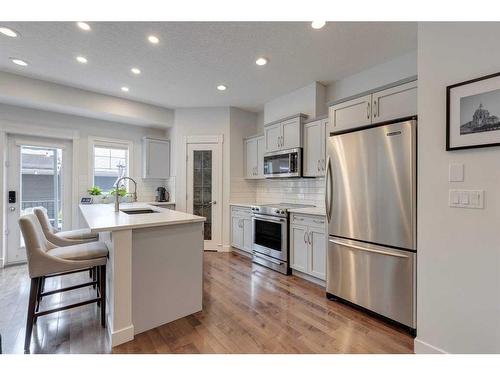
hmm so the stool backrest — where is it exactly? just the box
[33,207,56,235]
[19,214,56,278]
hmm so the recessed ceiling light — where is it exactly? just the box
[77,22,91,31]
[131,67,141,75]
[311,21,326,30]
[148,35,159,44]
[217,85,227,91]
[255,57,268,66]
[10,58,28,66]
[76,56,88,64]
[121,86,130,92]
[0,26,18,38]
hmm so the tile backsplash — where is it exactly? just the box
[230,177,325,207]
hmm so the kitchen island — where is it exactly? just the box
[79,203,205,347]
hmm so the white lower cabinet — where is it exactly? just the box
[231,206,253,254]
[290,224,308,273]
[290,214,326,280]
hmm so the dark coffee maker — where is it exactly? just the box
[156,187,168,202]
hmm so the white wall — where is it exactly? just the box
[0,103,166,223]
[325,50,417,102]
[0,71,174,128]
[168,107,231,248]
[264,82,326,124]
[416,22,500,354]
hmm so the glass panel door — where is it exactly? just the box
[192,150,212,241]
[21,146,63,231]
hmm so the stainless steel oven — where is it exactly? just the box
[263,148,302,178]
[251,213,288,273]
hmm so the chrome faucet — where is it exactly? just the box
[114,176,138,212]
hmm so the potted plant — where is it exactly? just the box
[87,186,104,203]
[110,187,128,203]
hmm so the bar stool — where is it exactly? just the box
[33,207,100,292]
[19,214,108,354]
[33,207,98,247]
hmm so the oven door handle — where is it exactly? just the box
[252,213,287,223]
[252,251,285,265]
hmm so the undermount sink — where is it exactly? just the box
[121,209,159,215]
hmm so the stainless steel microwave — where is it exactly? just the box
[263,148,302,178]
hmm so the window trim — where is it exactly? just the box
[88,136,134,194]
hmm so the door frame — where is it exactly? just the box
[183,135,223,251]
[0,120,79,267]
[5,135,73,265]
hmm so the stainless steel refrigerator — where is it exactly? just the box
[325,117,416,330]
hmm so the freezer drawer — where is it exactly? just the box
[326,237,416,328]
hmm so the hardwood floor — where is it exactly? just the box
[0,251,413,354]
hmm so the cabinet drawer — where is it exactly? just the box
[291,214,326,228]
[231,205,252,216]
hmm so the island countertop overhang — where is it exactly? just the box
[79,203,206,233]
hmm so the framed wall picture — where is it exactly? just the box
[446,72,500,150]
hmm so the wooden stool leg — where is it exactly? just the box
[100,265,106,328]
[92,266,97,289]
[25,277,40,354]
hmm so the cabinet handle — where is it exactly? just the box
[373,100,377,117]
[317,160,320,172]
[308,232,312,245]
[304,231,308,244]
[313,219,324,224]
[367,102,371,119]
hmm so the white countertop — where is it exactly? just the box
[229,202,255,208]
[288,207,326,216]
[147,201,176,206]
[80,203,205,233]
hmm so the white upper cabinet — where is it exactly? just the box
[142,137,170,179]
[264,122,282,153]
[303,118,328,177]
[281,117,302,150]
[329,79,417,133]
[256,137,265,177]
[371,80,417,123]
[264,115,305,153]
[329,94,372,132]
[245,135,264,179]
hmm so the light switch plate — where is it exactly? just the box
[449,163,464,182]
[449,189,484,209]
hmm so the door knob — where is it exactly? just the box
[9,206,16,212]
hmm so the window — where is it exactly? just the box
[91,139,131,193]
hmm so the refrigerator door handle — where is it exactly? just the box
[328,238,410,258]
[325,156,333,222]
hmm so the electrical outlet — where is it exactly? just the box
[449,189,484,209]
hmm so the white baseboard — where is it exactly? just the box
[110,324,135,347]
[414,338,448,354]
[231,247,252,258]
[292,269,326,287]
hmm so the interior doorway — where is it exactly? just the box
[185,137,222,251]
[5,135,72,265]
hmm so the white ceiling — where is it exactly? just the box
[0,22,417,112]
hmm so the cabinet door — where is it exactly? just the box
[242,217,253,253]
[281,117,301,149]
[245,138,258,179]
[319,119,328,175]
[290,224,308,273]
[264,123,282,153]
[231,215,244,250]
[256,136,265,178]
[309,227,326,280]
[303,120,322,177]
[329,94,372,132]
[144,139,170,179]
[371,81,417,123]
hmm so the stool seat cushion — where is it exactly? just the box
[47,241,108,261]
[56,228,98,241]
